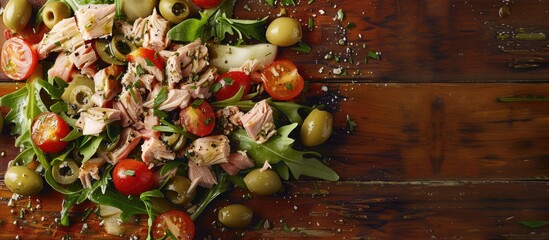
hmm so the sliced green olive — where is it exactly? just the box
[163,175,195,206]
[149,197,178,213]
[61,75,95,113]
[159,0,192,24]
[94,39,126,66]
[266,17,302,47]
[111,35,136,61]
[121,0,158,22]
[300,109,333,146]
[2,0,32,33]
[243,169,282,196]
[4,166,44,196]
[52,160,80,185]
[218,204,253,228]
[162,133,187,152]
[41,1,72,29]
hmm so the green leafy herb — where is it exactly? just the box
[308,0,314,4]
[280,0,295,6]
[335,9,345,21]
[88,188,149,221]
[81,207,94,222]
[191,99,204,108]
[346,114,357,133]
[346,22,356,29]
[145,59,155,66]
[223,77,234,85]
[266,0,275,7]
[367,50,381,60]
[498,95,549,102]
[292,42,312,53]
[191,173,230,220]
[308,17,314,31]
[80,134,105,162]
[285,83,293,90]
[153,86,169,118]
[518,221,549,229]
[60,193,80,226]
[211,86,245,107]
[135,64,145,75]
[231,123,339,181]
[269,100,313,124]
[210,83,222,93]
[123,170,136,176]
[140,190,164,240]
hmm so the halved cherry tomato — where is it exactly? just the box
[127,47,164,70]
[1,37,38,80]
[152,210,195,240]
[31,112,71,153]
[261,60,304,101]
[112,159,154,196]
[3,25,49,44]
[179,100,215,137]
[192,0,222,9]
[214,71,251,101]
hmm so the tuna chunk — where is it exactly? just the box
[139,109,160,140]
[76,107,121,136]
[79,157,106,188]
[186,135,230,167]
[36,17,85,59]
[92,65,123,107]
[141,138,175,167]
[121,62,157,91]
[128,54,163,81]
[181,67,217,99]
[47,52,75,82]
[69,44,97,77]
[117,88,143,127]
[142,89,191,111]
[107,128,142,164]
[216,106,243,135]
[142,10,170,51]
[220,151,255,176]
[75,4,116,40]
[188,162,217,188]
[166,39,209,88]
[114,20,133,38]
[239,99,277,143]
[229,59,261,75]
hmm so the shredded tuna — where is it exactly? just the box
[142,9,170,51]
[69,44,97,77]
[79,158,106,188]
[181,67,217,99]
[75,4,116,40]
[166,39,209,88]
[114,20,133,38]
[142,89,191,111]
[187,135,230,166]
[117,88,143,127]
[229,59,261,75]
[220,151,255,176]
[188,162,217,188]
[121,63,157,91]
[107,128,142,164]
[76,107,121,136]
[141,138,175,168]
[239,99,277,143]
[139,109,160,140]
[47,52,75,82]
[36,17,85,59]
[129,55,163,81]
[92,66,122,107]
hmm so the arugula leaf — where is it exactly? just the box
[266,0,275,7]
[191,173,230,220]
[346,114,357,133]
[168,7,220,42]
[80,134,105,162]
[280,0,295,6]
[292,42,312,54]
[269,100,313,124]
[230,123,339,181]
[88,187,148,221]
[10,148,36,167]
[60,192,81,226]
[140,190,164,240]
[518,221,549,229]
[215,14,268,43]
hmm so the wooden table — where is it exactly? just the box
[1,0,549,239]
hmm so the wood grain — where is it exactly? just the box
[0,0,548,239]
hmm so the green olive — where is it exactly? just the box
[2,0,32,33]
[111,35,136,61]
[218,204,253,228]
[149,197,178,213]
[121,0,158,22]
[52,160,80,185]
[61,75,95,113]
[163,175,196,206]
[159,0,192,24]
[41,1,72,30]
[266,17,302,47]
[4,166,44,196]
[300,109,333,146]
[93,39,126,66]
[243,169,282,196]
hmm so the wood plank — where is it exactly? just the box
[0,181,547,239]
[0,0,548,82]
[3,82,549,180]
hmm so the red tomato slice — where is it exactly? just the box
[152,210,195,240]
[127,47,164,70]
[261,60,305,101]
[214,71,251,101]
[31,112,71,153]
[112,159,154,196]
[1,37,38,80]
[179,100,215,137]
[192,0,222,8]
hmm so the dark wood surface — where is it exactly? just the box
[1,0,549,239]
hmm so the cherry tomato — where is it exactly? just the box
[179,100,215,137]
[1,37,38,80]
[152,210,195,240]
[192,0,221,9]
[3,25,49,44]
[127,47,164,70]
[31,112,71,153]
[214,71,251,101]
[261,60,304,101]
[112,159,154,196]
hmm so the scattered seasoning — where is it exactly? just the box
[312,180,321,194]
[81,207,94,222]
[318,9,326,15]
[346,22,356,29]
[280,0,296,6]
[284,83,293,90]
[346,114,357,133]
[332,67,343,75]
[123,170,135,176]
[19,209,25,219]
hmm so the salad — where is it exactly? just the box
[0,0,339,239]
